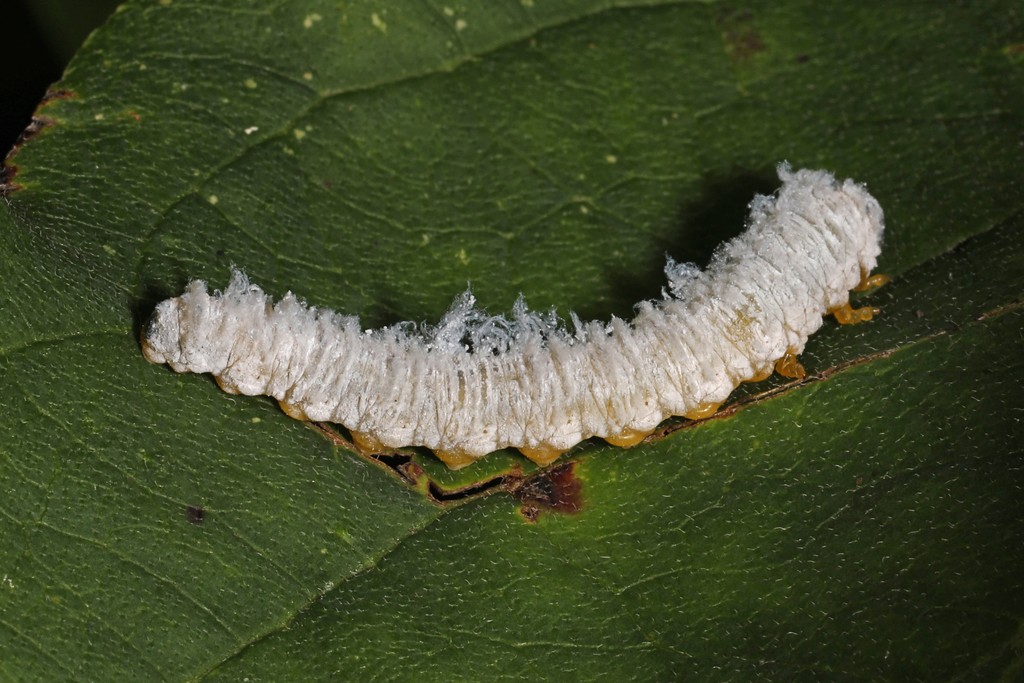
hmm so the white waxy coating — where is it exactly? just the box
[142,165,884,466]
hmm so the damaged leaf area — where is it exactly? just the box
[512,462,584,521]
[314,419,584,518]
[0,88,76,194]
[1,0,1022,681]
[361,448,585,523]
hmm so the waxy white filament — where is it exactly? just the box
[143,165,884,468]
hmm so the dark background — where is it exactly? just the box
[2,0,120,153]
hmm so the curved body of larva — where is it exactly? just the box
[142,165,884,469]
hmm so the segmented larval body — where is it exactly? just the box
[142,165,884,469]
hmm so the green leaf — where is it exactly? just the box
[2,1,1021,680]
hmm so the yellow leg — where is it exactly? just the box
[519,444,566,466]
[683,401,722,420]
[433,448,479,470]
[350,429,386,454]
[775,352,806,379]
[277,399,309,421]
[604,428,650,448]
[215,374,240,395]
[853,271,891,292]
[831,302,879,325]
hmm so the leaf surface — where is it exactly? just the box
[1,1,1021,680]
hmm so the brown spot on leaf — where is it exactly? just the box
[2,115,55,194]
[186,505,206,524]
[510,461,583,522]
[0,166,21,196]
[1,118,52,196]
[12,116,54,146]
[2,88,78,196]
[40,88,76,105]
[714,7,767,63]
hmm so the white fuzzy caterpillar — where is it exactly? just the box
[142,165,885,469]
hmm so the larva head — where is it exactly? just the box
[141,279,216,373]
[141,295,182,367]
[838,175,885,274]
[142,276,255,377]
[143,272,286,396]
[775,164,886,277]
